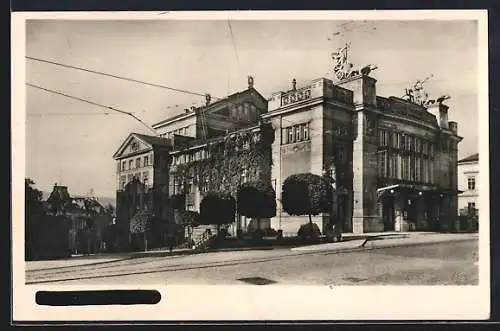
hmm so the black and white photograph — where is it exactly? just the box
[12,10,490,321]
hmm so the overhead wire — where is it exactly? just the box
[26,82,158,135]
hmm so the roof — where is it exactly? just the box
[133,133,171,148]
[152,87,268,128]
[458,153,479,163]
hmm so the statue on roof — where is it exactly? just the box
[403,74,434,106]
[331,42,358,81]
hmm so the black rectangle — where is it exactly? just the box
[36,290,161,306]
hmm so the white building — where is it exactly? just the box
[457,153,479,214]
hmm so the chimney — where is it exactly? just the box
[438,103,449,129]
[205,94,212,106]
[449,121,458,134]
[292,78,297,91]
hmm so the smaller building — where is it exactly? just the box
[457,153,479,214]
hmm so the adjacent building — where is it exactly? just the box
[113,48,463,236]
[457,153,479,214]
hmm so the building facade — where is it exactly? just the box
[113,52,462,236]
[457,153,479,214]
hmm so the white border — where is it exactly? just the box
[12,10,490,321]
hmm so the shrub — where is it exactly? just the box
[298,222,321,241]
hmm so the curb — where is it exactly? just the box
[299,237,478,255]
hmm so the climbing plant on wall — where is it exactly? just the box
[171,123,275,197]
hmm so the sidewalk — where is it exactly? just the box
[28,232,478,270]
[291,232,478,253]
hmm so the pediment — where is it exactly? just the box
[113,134,153,159]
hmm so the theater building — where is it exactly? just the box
[113,47,462,236]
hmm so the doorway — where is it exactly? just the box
[383,196,395,231]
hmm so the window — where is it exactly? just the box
[120,176,126,189]
[468,202,476,212]
[128,160,133,169]
[295,125,301,142]
[287,127,294,144]
[281,123,310,145]
[136,158,141,168]
[467,176,476,190]
[402,155,410,180]
[127,174,133,183]
[396,153,402,179]
[144,156,149,166]
[122,161,126,171]
[143,172,149,187]
[117,162,121,173]
[303,123,309,140]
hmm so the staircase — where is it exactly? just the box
[176,224,217,250]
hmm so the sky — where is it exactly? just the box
[25,18,480,198]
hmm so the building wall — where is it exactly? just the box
[156,114,197,139]
[116,150,154,190]
[458,161,479,212]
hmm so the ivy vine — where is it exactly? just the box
[171,123,275,197]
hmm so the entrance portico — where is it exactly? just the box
[377,184,460,232]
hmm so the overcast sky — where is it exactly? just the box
[25,18,479,197]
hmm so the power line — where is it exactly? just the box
[26,82,158,135]
[26,56,208,98]
[227,20,242,75]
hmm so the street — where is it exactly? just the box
[26,238,478,286]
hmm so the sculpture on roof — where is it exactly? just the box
[403,74,434,106]
[331,42,377,81]
[331,43,358,80]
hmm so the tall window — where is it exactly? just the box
[378,129,389,147]
[136,158,141,168]
[303,123,309,140]
[144,155,149,166]
[122,161,126,171]
[143,172,149,187]
[295,125,301,142]
[128,160,133,170]
[120,176,126,189]
[468,176,476,190]
[287,127,294,144]
[117,162,121,173]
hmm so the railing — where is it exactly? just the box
[193,228,214,249]
[281,88,312,106]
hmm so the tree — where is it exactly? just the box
[103,203,115,216]
[25,178,44,259]
[129,211,156,251]
[281,173,333,232]
[170,194,186,211]
[237,180,276,234]
[199,192,236,233]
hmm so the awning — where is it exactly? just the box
[376,184,401,199]
[376,183,462,199]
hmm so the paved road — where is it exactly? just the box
[26,239,478,286]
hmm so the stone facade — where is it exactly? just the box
[114,73,463,237]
